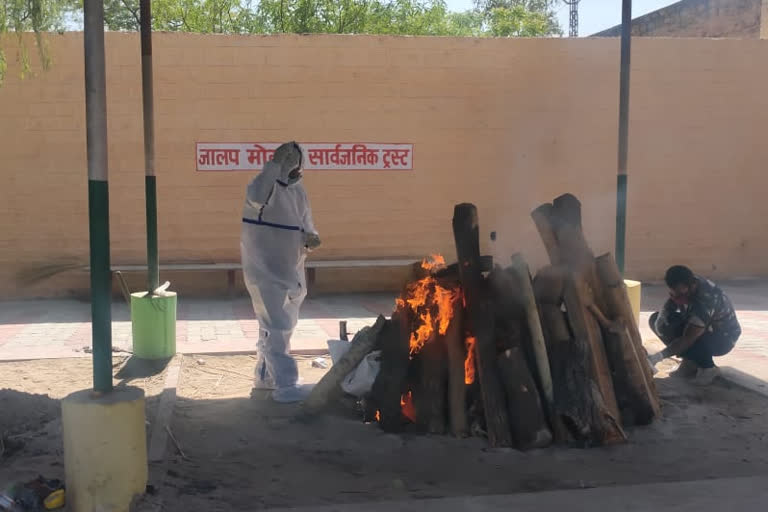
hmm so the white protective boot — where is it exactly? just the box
[272,384,315,403]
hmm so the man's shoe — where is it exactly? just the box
[669,359,698,379]
[694,367,720,386]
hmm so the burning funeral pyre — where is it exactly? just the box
[304,195,660,449]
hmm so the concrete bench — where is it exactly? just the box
[110,259,419,295]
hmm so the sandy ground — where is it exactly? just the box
[0,356,167,485]
[2,355,768,510]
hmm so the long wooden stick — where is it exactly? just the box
[371,312,411,433]
[509,253,553,407]
[531,203,561,265]
[595,253,656,384]
[445,297,468,437]
[304,315,386,412]
[595,253,661,424]
[453,203,512,448]
[563,273,621,426]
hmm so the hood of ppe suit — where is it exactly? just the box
[274,142,305,186]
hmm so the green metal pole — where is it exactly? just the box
[616,0,632,275]
[141,0,159,294]
[84,0,113,393]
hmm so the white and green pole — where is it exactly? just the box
[132,0,178,361]
[83,0,112,393]
[141,0,158,293]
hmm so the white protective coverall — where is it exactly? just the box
[240,143,318,402]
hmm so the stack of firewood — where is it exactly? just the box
[304,194,660,449]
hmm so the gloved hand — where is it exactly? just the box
[304,233,321,251]
[272,141,302,174]
[648,351,664,368]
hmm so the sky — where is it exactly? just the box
[445,0,680,36]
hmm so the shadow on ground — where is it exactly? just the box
[116,356,173,381]
[4,355,768,511]
[149,356,768,511]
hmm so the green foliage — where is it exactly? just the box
[95,0,562,37]
[487,5,552,36]
[0,0,72,84]
[475,0,561,36]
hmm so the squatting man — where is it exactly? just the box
[241,142,321,403]
[647,265,741,385]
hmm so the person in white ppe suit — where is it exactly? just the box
[241,142,321,403]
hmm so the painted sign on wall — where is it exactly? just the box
[196,143,413,171]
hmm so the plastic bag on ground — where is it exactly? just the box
[326,339,381,397]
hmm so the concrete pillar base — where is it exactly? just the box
[62,386,148,512]
[624,279,642,326]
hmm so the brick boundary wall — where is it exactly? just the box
[2,34,768,297]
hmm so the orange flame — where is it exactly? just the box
[400,391,416,422]
[421,254,446,272]
[375,410,381,422]
[394,255,464,423]
[397,255,459,356]
[464,336,477,384]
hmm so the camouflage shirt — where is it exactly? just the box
[682,276,741,339]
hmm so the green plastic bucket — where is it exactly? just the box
[131,292,177,359]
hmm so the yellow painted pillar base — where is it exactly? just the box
[624,279,642,327]
[62,386,148,512]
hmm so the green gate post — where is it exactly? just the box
[84,0,113,393]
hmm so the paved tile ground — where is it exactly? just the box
[0,294,395,361]
[0,281,766,393]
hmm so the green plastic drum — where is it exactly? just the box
[131,292,177,359]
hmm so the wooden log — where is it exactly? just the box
[453,203,513,448]
[594,253,655,384]
[594,253,661,425]
[532,264,566,308]
[551,193,593,269]
[540,303,626,445]
[304,315,386,413]
[563,272,623,436]
[443,297,468,437]
[534,267,625,445]
[497,346,553,450]
[371,311,411,433]
[489,264,556,440]
[531,266,571,443]
[509,253,554,407]
[531,203,561,265]
[590,305,657,426]
[413,333,448,434]
[488,265,525,351]
[549,194,608,313]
